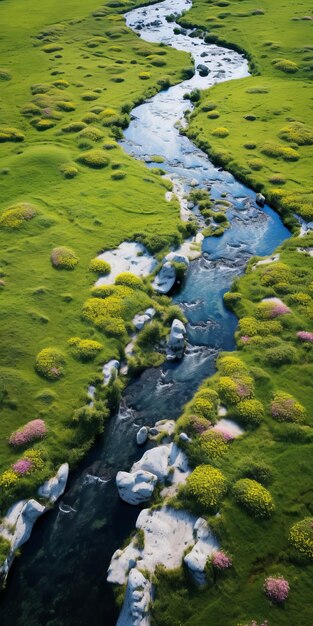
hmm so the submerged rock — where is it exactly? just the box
[152,252,189,294]
[256,192,265,207]
[116,470,158,505]
[166,318,187,361]
[197,63,209,76]
[136,426,148,445]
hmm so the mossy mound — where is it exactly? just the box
[51,246,79,269]
[35,348,65,380]
[0,203,37,229]
[77,149,110,169]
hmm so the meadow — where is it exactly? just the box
[0,0,192,512]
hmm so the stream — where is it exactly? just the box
[0,1,290,625]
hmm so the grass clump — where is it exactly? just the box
[289,518,313,558]
[278,121,313,146]
[77,149,109,168]
[59,163,78,179]
[211,126,229,138]
[68,337,103,361]
[42,43,63,53]
[184,464,227,512]
[0,126,24,142]
[88,258,111,274]
[0,69,11,81]
[233,478,274,518]
[272,58,299,73]
[0,203,37,229]
[35,348,65,380]
[270,391,305,422]
[51,246,79,270]
[236,399,264,427]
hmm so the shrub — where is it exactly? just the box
[270,391,305,422]
[89,258,111,274]
[193,397,217,421]
[278,121,313,146]
[185,465,227,511]
[79,126,103,142]
[248,158,263,171]
[82,297,126,336]
[103,140,118,150]
[263,576,289,602]
[9,419,47,446]
[57,100,76,112]
[289,518,313,558]
[72,400,109,438]
[0,469,18,488]
[272,58,298,73]
[199,430,229,461]
[218,375,254,405]
[59,163,78,179]
[238,459,273,485]
[186,415,209,435]
[82,91,99,101]
[163,305,187,326]
[35,348,65,380]
[139,72,151,80]
[51,246,79,269]
[111,170,126,180]
[223,291,242,309]
[77,149,109,168]
[237,399,264,427]
[12,459,33,475]
[33,119,55,131]
[218,356,248,376]
[0,536,11,563]
[42,43,63,53]
[297,330,313,343]
[62,121,86,133]
[68,337,103,360]
[0,68,11,81]
[115,272,144,289]
[211,127,229,138]
[0,126,24,142]
[269,174,286,185]
[0,203,37,229]
[211,551,232,569]
[233,479,274,518]
[265,343,297,365]
[255,299,290,319]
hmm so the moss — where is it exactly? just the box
[233,478,274,518]
[77,149,110,169]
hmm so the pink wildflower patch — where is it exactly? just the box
[241,335,251,344]
[212,550,232,569]
[297,330,313,343]
[9,419,47,447]
[12,459,33,475]
[213,425,235,441]
[263,576,289,603]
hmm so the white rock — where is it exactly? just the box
[190,178,199,187]
[103,359,119,385]
[179,432,190,442]
[256,193,265,207]
[117,568,151,626]
[253,253,280,269]
[131,445,170,480]
[38,463,69,503]
[95,242,157,286]
[164,252,189,267]
[108,546,141,585]
[166,318,186,361]
[184,518,219,586]
[137,426,148,446]
[152,261,176,294]
[154,419,175,436]
[213,418,244,439]
[132,313,151,330]
[116,470,158,505]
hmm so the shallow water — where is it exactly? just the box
[0,2,290,625]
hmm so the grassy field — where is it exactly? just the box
[0,0,193,512]
[180,0,313,224]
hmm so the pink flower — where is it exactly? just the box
[12,459,33,475]
[212,550,232,569]
[269,303,290,318]
[264,576,289,603]
[42,107,52,117]
[9,419,47,447]
[213,425,235,441]
[297,331,313,343]
[241,335,251,344]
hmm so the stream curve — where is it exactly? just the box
[0,2,290,625]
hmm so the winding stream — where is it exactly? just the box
[0,1,290,625]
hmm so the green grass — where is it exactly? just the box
[181,0,313,223]
[0,0,192,512]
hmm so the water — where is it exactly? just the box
[0,2,290,624]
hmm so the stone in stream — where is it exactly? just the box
[256,192,266,207]
[38,463,69,503]
[166,318,187,361]
[197,63,209,77]
[132,307,155,331]
[116,470,158,505]
[103,359,119,385]
[152,261,176,294]
[136,426,148,446]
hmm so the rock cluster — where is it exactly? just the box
[153,252,189,294]
[132,307,155,331]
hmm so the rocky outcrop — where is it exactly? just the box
[132,445,170,480]
[166,318,186,360]
[132,307,155,331]
[95,241,157,286]
[153,252,189,294]
[184,517,219,586]
[116,568,152,626]
[103,359,120,385]
[116,470,158,505]
[38,463,69,503]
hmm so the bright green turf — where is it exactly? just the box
[180,0,313,223]
[0,0,192,511]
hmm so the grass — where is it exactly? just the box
[0,0,193,513]
[151,234,313,626]
[181,0,313,224]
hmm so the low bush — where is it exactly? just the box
[236,399,264,427]
[198,430,229,461]
[289,518,313,558]
[59,163,78,179]
[139,72,151,80]
[79,126,103,142]
[0,203,37,229]
[270,391,305,422]
[82,91,99,101]
[272,58,298,73]
[211,551,232,570]
[51,246,79,269]
[265,343,297,365]
[77,149,110,169]
[263,576,289,603]
[211,127,229,138]
[115,272,144,289]
[68,337,103,361]
[278,121,313,146]
[111,170,126,180]
[9,419,47,447]
[185,464,227,512]
[0,126,25,142]
[35,348,65,380]
[218,374,254,405]
[56,100,76,112]
[62,122,86,133]
[0,69,11,81]
[238,459,273,485]
[223,291,242,309]
[218,355,248,376]
[233,479,274,518]
[89,258,111,274]
[42,43,63,53]
[0,536,10,562]
[193,397,217,422]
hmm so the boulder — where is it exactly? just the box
[197,63,209,77]
[103,359,120,385]
[116,470,158,505]
[166,318,186,361]
[256,193,265,207]
[148,427,159,437]
[132,307,156,331]
[108,546,141,585]
[131,445,170,480]
[116,568,151,626]
[136,426,148,446]
[164,252,189,267]
[152,261,176,294]
[184,518,219,587]
[38,463,69,503]
[179,432,191,443]
[190,178,199,187]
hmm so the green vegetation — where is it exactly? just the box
[0,0,193,512]
[182,0,313,224]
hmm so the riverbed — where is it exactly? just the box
[0,1,290,624]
